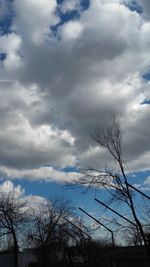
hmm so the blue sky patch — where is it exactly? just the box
[127,171,150,188]
[61,166,80,173]
[11,178,108,214]
[51,0,90,37]
[56,0,90,10]
[0,0,14,35]
[142,71,150,80]
[0,52,6,61]
[141,99,150,105]
[0,15,13,35]
[57,0,64,4]
[51,7,80,38]
[57,8,80,23]
[125,0,143,14]
[80,0,90,11]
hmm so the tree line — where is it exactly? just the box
[0,193,94,267]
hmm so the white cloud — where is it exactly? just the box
[0,180,48,213]
[23,194,47,212]
[144,176,150,186]
[13,0,58,44]
[0,33,22,70]
[0,81,75,169]
[60,21,83,40]
[0,0,150,182]
[59,0,81,13]
[0,166,81,183]
[0,33,21,52]
[0,180,24,197]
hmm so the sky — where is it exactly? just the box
[0,0,150,240]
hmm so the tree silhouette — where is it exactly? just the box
[0,192,27,267]
[77,115,150,255]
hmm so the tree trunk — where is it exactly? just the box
[12,229,19,267]
[120,163,150,256]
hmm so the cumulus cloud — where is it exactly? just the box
[0,166,81,183]
[0,180,24,197]
[0,0,150,183]
[60,20,83,40]
[23,194,48,213]
[59,0,81,13]
[13,0,58,44]
[138,0,150,20]
[144,176,150,186]
[0,81,76,169]
[0,180,48,214]
[0,33,22,70]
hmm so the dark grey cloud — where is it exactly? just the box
[138,0,150,19]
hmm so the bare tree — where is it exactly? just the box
[0,192,27,267]
[77,116,150,254]
[122,223,143,246]
[26,196,77,267]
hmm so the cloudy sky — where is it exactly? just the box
[0,0,150,221]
